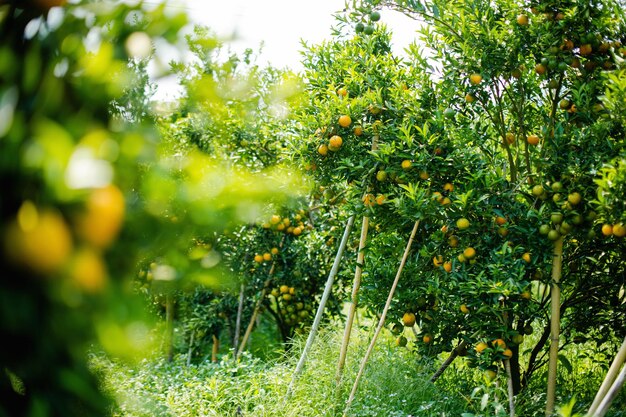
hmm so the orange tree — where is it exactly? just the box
[333,0,625,409]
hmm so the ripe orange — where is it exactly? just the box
[527,134,540,145]
[441,225,448,233]
[423,334,433,344]
[363,193,376,207]
[289,287,296,295]
[476,341,488,353]
[503,348,513,359]
[495,216,507,226]
[419,171,430,180]
[601,224,614,236]
[441,197,451,206]
[376,170,387,181]
[282,293,292,301]
[448,235,459,247]
[443,183,454,192]
[337,87,348,97]
[76,185,125,249]
[463,247,476,260]
[317,144,329,156]
[460,304,470,314]
[254,254,263,263]
[353,126,364,136]
[402,312,416,327]
[516,14,529,25]
[70,247,107,293]
[5,206,73,274]
[443,261,452,272]
[263,252,272,262]
[493,338,507,349]
[505,132,515,144]
[328,135,343,151]
[469,73,483,85]
[613,223,626,238]
[465,93,476,103]
[535,63,547,75]
[456,218,470,230]
[497,227,509,237]
[401,159,412,170]
[271,247,279,255]
[433,255,444,267]
[485,369,497,380]
[338,115,352,128]
[280,284,289,294]
[270,214,281,225]
[522,252,531,263]
[292,226,303,236]
[375,194,385,205]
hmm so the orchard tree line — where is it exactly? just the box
[0,0,625,417]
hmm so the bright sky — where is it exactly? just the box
[152,0,418,101]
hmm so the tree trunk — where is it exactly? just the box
[343,220,419,417]
[505,359,516,417]
[285,216,354,399]
[509,343,522,395]
[211,334,219,363]
[545,236,564,416]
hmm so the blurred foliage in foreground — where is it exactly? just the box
[0,1,306,416]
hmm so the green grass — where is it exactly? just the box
[91,323,626,417]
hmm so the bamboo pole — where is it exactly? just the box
[545,236,563,416]
[336,216,370,384]
[165,292,174,362]
[233,282,245,352]
[342,220,420,416]
[186,331,195,366]
[593,365,626,417]
[235,273,274,360]
[336,135,379,386]
[587,336,626,416]
[430,341,467,382]
[285,216,355,399]
[505,359,516,417]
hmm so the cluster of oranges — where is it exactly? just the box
[4,184,125,293]
[253,247,280,264]
[269,284,311,327]
[261,210,309,237]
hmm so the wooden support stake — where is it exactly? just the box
[587,336,626,416]
[285,215,355,399]
[545,236,563,416]
[593,365,626,417]
[505,359,516,417]
[430,340,467,383]
[342,220,419,416]
[233,282,245,353]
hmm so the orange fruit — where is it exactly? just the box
[337,87,348,97]
[469,73,483,85]
[443,183,454,192]
[460,304,470,314]
[423,334,433,344]
[495,216,507,226]
[497,227,509,237]
[527,134,540,145]
[318,144,329,156]
[465,93,476,103]
[363,193,376,207]
[503,348,513,359]
[448,235,459,247]
[463,247,476,260]
[476,342,488,353]
[505,132,515,144]
[613,223,626,238]
[516,14,529,25]
[580,44,593,56]
[282,293,292,301]
[441,197,451,206]
[401,159,412,170]
[396,335,408,347]
[535,63,547,75]
[433,255,444,267]
[5,205,73,274]
[443,261,452,272]
[493,338,507,349]
[402,312,416,327]
[456,218,470,230]
[76,185,125,249]
[485,369,497,380]
[292,226,303,236]
[263,252,272,262]
[567,192,582,205]
[289,287,296,295]
[69,247,107,293]
[270,214,281,225]
[280,285,289,294]
[353,126,364,136]
[522,252,531,263]
[328,135,343,151]
[601,224,614,236]
[375,194,385,205]
[419,171,430,180]
[254,254,263,263]
[338,115,352,128]
[271,247,279,255]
